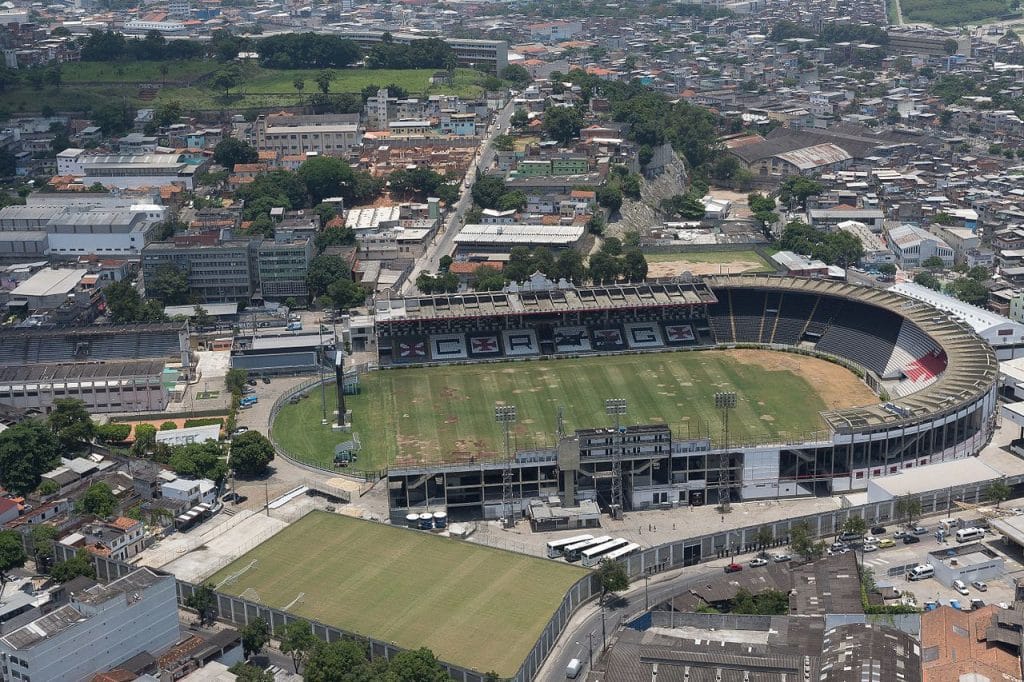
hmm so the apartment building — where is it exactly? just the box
[251,113,363,157]
[142,238,257,304]
[257,232,313,300]
[0,568,179,682]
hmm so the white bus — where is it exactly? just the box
[955,527,985,543]
[563,535,613,562]
[600,542,641,564]
[546,534,595,559]
[581,538,630,567]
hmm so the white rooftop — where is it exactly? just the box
[867,458,1002,501]
[890,281,1015,335]
[10,268,87,299]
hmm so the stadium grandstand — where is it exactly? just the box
[0,323,188,414]
[381,275,999,521]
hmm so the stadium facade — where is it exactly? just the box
[377,275,998,521]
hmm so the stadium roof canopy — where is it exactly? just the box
[375,281,718,323]
[889,282,1024,347]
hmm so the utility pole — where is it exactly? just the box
[714,392,736,512]
[605,398,627,520]
[495,404,517,528]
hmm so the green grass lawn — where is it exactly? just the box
[1,63,482,114]
[208,511,586,677]
[900,0,1013,23]
[273,349,868,471]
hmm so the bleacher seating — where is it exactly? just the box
[815,302,902,375]
[769,292,818,345]
[0,327,181,367]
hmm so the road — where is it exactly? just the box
[538,514,1024,681]
[402,99,517,295]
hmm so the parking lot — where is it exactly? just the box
[811,515,1023,610]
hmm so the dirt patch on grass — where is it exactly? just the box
[647,259,767,277]
[720,349,876,410]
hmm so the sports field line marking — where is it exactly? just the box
[283,592,305,610]
[215,559,258,589]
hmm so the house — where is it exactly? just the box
[160,478,216,508]
[81,516,146,561]
[0,497,18,525]
[772,251,829,277]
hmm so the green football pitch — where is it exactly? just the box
[208,511,587,676]
[272,348,876,470]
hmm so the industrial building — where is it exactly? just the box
[250,113,363,157]
[453,223,586,255]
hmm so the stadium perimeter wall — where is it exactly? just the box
[42,470,1019,682]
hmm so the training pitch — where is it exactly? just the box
[273,348,876,470]
[208,511,587,676]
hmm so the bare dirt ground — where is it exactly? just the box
[721,349,877,410]
[647,259,768,277]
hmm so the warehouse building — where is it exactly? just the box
[453,224,586,256]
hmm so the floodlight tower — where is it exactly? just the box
[495,404,517,528]
[605,398,627,518]
[714,391,737,512]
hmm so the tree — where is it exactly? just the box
[913,271,941,291]
[92,102,132,135]
[878,263,897,278]
[131,423,157,457]
[948,277,988,306]
[168,442,228,483]
[661,193,706,220]
[985,479,1011,508]
[542,106,583,144]
[922,255,946,270]
[76,482,118,518]
[147,264,190,305]
[315,69,334,95]
[211,65,242,97]
[230,431,275,478]
[967,265,991,282]
[386,648,452,682]
[228,663,275,682]
[293,77,305,99]
[241,617,270,660]
[588,251,621,284]
[754,526,774,555]
[779,177,822,209]
[554,249,586,284]
[596,559,630,604]
[185,583,217,626]
[0,531,27,586]
[510,108,529,130]
[622,250,648,283]
[160,421,178,431]
[213,138,259,170]
[0,419,60,495]
[596,186,623,213]
[327,277,365,310]
[304,639,371,682]
[306,254,351,298]
[501,64,531,86]
[789,521,825,561]
[48,398,95,452]
[29,524,59,569]
[103,280,166,324]
[895,495,922,527]
[298,156,355,206]
[279,619,316,673]
[96,422,131,443]
[50,549,96,583]
[842,515,867,537]
[471,265,507,291]
[226,368,248,396]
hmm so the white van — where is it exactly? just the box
[908,564,934,581]
[955,527,985,543]
[566,658,582,679]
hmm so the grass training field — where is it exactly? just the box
[208,511,587,676]
[643,249,776,278]
[1,62,482,113]
[272,348,876,471]
[899,0,1013,24]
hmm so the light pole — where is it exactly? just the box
[714,392,736,511]
[588,631,594,669]
[605,398,627,519]
[644,569,650,611]
[495,404,517,528]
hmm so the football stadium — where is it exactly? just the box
[277,274,999,521]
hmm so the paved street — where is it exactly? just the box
[403,99,516,295]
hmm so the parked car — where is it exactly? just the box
[862,543,878,552]
[972,580,988,592]
[724,563,743,573]
[242,387,256,395]
[903,535,921,545]
[839,531,864,543]
[1011,508,1024,516]
[870,526,886,535]
[892,530,909,540]
[924,600,939,611]
[970,598,986,610]
[912,526,928,535]
[246,379,257,386]
[262,376,271,384]
[222,492,248,504]
[953,580,970,596]
[878,538,896,548]
[231,427,249,436]
[749,558,768,567]
[949,599,962,610]
[772,554,792,563]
